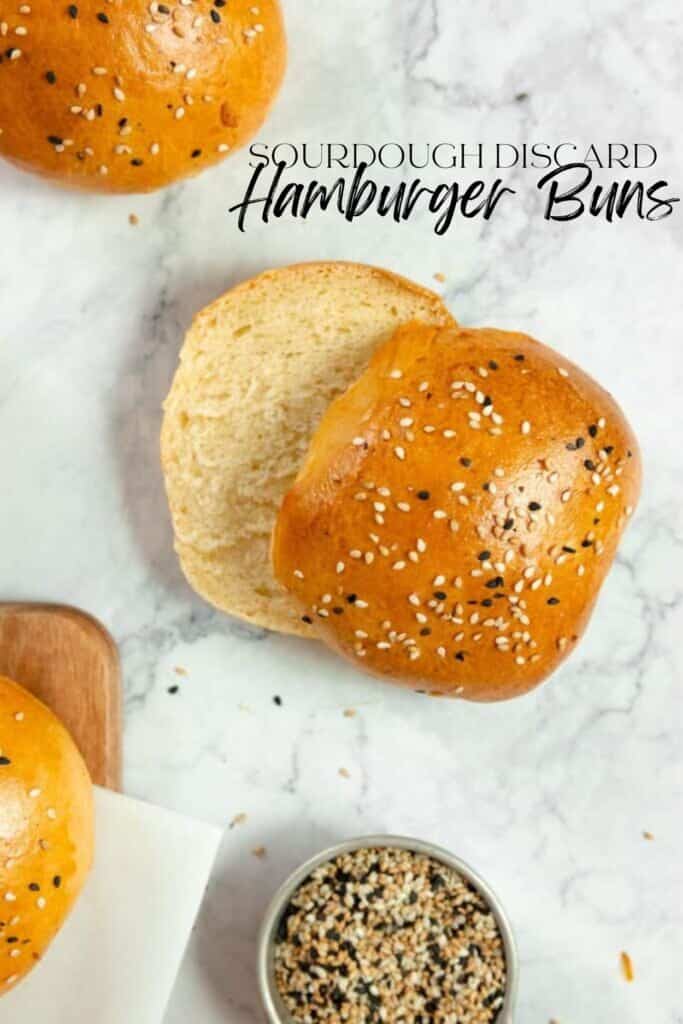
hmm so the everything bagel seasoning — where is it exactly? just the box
[273,846,506,1023]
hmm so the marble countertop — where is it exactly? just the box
[1,1,681,1021]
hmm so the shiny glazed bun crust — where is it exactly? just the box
[0,0,286,193]
[272,323,642,702]
[0,676,94,995]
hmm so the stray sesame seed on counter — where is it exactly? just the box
[272,321,642,703]
[271,846,508,1024]
[0,0,286,192]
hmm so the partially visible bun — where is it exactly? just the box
[272,322,642,701]
[161,263,455,635]
[0,676,94,995]
[0,0,286,193]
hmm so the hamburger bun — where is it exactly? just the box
[161,262,455,635]
[0,675,94,994]
[0,0,286,193]
[272,322,642,701]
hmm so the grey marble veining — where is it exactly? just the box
[0,1,681,1021]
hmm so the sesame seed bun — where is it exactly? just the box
[272,322,642,700]
[0,675,94,995]
[0,0,286,193]
[161,262,455,635]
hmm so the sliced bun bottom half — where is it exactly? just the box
[161,262,455,635]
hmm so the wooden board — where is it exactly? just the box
[0,603,122,790]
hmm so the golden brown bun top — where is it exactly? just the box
[0,676,94,995]
[0,0,286,193]
[272,323,642,702]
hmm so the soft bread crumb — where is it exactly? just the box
[620,951,634,982]
[161,263,454,635]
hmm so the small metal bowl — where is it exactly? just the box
[258,834,518,1023]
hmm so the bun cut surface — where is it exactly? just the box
[272,323,642,701]
[161,263,455,635]
[0,676,94,994]
[0,0,286,192]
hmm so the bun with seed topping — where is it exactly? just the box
[0,676,94,995]
[272,322,642,701]
[0,0,286,193]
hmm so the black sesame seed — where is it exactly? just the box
[588,424,598,437]
[191,148,202,158]
[131,158,143,167]
[167,685,179,695]
[503,518,514,530]
[332,607,344,615]
[485,576,505,589]
[547,597,560,606]
[0,757,11,766]
[576,437,585,448]
[210,8,221,21]
[514,353,525,361]
[273,695,282,706]
[562,546,576,554]
[96,11,109,23]
[47,135,63,146]
[477,551,491,561]
[416,490,430,501]
[433,591,447,601]
[6,937,18,944]
[584,459,596,471]
[53,876,62,888]
[460,457,472,467]
[528,501,541,511]
[488,360,499,370]
[45,70,57,84]
[346,594,357,604]
[301,615,313,624]
[67,4,78,18]
[28,883,40,892]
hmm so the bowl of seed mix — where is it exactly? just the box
[258,835,517,1024]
